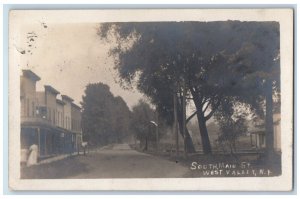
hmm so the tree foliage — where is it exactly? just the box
[81,83,131,146]
[214,98,248,154]
[98,21,280,154]
[130,99,157,150]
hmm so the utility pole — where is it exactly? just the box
[156,110,159,151]
[182,81,187,158]
[173,91,179,158]
[150,120,158,151]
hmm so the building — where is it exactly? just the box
[71,103,82,150]
[250,113,281,153]
[20,69,82,162]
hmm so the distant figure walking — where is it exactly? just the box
[82,142,88,156]
[27,144,38,166]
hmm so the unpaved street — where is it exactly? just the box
[21,144,190,179]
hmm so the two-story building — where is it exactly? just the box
[71,103,82,152]
[20,69,82,162]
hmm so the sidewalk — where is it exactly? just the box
[38,152,81,165]
[36,145,111,166]
[28,144,120,167]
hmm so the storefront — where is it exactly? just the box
[21,123,78,160]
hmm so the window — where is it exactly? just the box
[68,117,70,129]
[57,112,60,126]
[61,112,64,127]
[36,106,47,119]
[55,111,58,125]
[27,99,30,116]
[32,102,35,116]
[53,109,55,124]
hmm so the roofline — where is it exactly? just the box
[61,95,74,102]
[71,103,81,110]
[56,99,65,105]
[44,85,60,95]
[22,70,41,82]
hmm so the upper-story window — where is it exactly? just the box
[49,108,51,122]
[72,119,75,130]
[61,112,64,127]
[57,111,60,126]
[68,117,70,129]
[32,102,35,117]
[53,109,55,125]
[36,106,47,119]
[27,99,30,117]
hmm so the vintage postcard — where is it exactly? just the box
[8,9,293,191]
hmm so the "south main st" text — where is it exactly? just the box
[190,162,272,177]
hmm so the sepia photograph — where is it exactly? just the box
[8,9,293,191]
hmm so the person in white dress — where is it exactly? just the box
[26,144,38,166]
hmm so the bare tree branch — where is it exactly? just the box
[186,110,198,124]
[202,100,212,113]
[204,99,221,121]
[204,109,215,121]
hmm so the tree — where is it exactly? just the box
[98,21,280,155]
[214,98,248,154]
[81,83,131,146]
[130,100,156,150]
[225,22,280,157]
[111,96,132,143]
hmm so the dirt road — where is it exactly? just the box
[21,143,190,179]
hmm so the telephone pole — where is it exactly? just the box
[182,81,187,158]
[173,91,179,158]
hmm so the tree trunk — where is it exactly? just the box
[176,102,196,153]
[190,88,212,154]
[196,111,212,154]
[177,117,196,153]
[265,79,274,158]
[185,129,196,153]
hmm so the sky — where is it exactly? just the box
[16,22,145,108]
[11,14,202,117]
